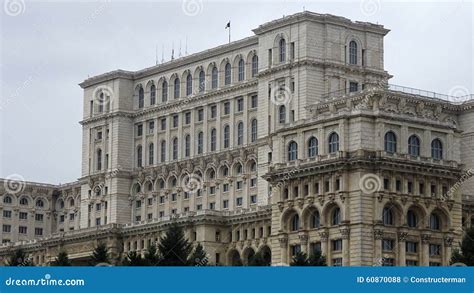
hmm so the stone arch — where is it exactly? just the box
[322,201,343,226]
[280,207,300,232]
[242,247,256,266]
[301,205,321,229]
[227,249,242,266]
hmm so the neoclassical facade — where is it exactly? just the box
[1,11,473,266]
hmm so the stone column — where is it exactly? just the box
[341,227,350,266]
[444,235,454,265]
[278,234,289,265]
[319,230,329,263]
[374,229,384,265]
[298,232,309,254]
[421,233,431,266]
[397,232,408,266]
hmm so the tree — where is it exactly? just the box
[290,251,327,266]
[451,227,474,266]
[143,244,160,266]
[123,251,146,266]
[6,249,33,266]
[290,251,309,266]
[91,242,109,265]
[189,243,208,266]
[157,223,192,266]
[307,250,327,266]
[248,250,271,266]
[52,251,71,266]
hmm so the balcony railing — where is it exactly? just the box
[321,84,473,104]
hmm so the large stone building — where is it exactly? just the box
[1,11,473,266]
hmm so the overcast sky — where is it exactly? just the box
[0,0,472,184]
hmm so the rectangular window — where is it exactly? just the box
[406,241,418,253]
[236,97,244,112]
[3,210,12,218]
[250,195,257,204]
[408,181,413,193]
[236,181,243,190]
[382,258,395,266]
[97,131,102,140]
[406,260,418,266]
[215,231,221,242]
[210,105,217,118]
[159,211,164,218]
[2,225,11,233]
[137,124,143,137]
[429,244,441,256]
[171,193,177,201]
[161,118,166,130]
[223,102,230,115]
[384,178,390,190]
[197,204,202,210]
[223,183,229,192]
[185,112,191,124]
[236,197,243,206]
[223,200,229,209]
[291,245,301,256]
[19,226,27,234]
[19,212,28,220]
[310,242,322,254]
[136,200,141,208]
[209,186,216,195]
[96,218,101,226]
[250,178,257,187]
[396,180,402,192]
[173,115,179,128]
[314,182,320,194]
[382,239,394,251]
[332,258,343,267]
[419,183,424,195]
[69,213,74,221]
[96,203,101,211]
[148,198,153,205]
[60,215,65,223]
[159,196,165,204]
[332,239,343,251]
[35,228,43,236]
[197,109,204,122]
[349,82,359,93]
[148,121,155,134]
[209,202,215,210]
[251,95,258,108]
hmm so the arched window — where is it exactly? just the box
[384,131,397,154]
[251,119,257,142]
[251,55,258,77]
[210,128,217,151]
[136,145,143,167]
[59,199,65,208]
[238,59,245,81]
[150,84,156,105]
[197,132,203,154]
[160,140,166,162]
[186,73,193,96]
[3,195,12,204]
[198,70,205,93]
[173,78,180,99]
[148,143,154,165]
[19,197,28,206]
[96,149,102,170]
[184,135,191,157]
[235,163,243,175]
[98,93,104,113]
[138,87,144,108]
[331,207,341,225]
[408,135,420,157]
[223,125,230,148]
[237,122,244,145]
[222,166,229,176]
[290,214,299,231]
[311,211,320,229]
[172,138,178,160]
[279,38,286,63]
[162,80,168,102]
[211,67,218,89]
[382,207,393,225]
[431,139,443,160]
[429,213,441,230]
[224,63,231,85]
[407,210,418,227]
[308,137,318,158]
[349,40,357,65]
[279,105,286,124]
[328,133,340,154]
[36,199,44,208]
[288,141,298,161]
[69,198,75,207]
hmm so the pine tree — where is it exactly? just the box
[91,242,109,265]
[189,243,208,266]
[52,251,71,266]
[451,227,474,266]
[123,251,146,266]
[143,244,160,266]
[157,223,192,266]
[290,251,309,266]
[248,250,271,266]
[6,249,33,266]
[307,250,327,266]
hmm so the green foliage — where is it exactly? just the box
[143,244,161,266]
[189,243,208,266]
[248,250,271,266]
[290,251,327,266]
[156,223,192,266]
[123,251,147,266]
[307,250,327,266]
[6,249,33,266]
[91,242,109,265]
[451,227,474,266]
[290,251,309,266]
[52,251,71,266]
